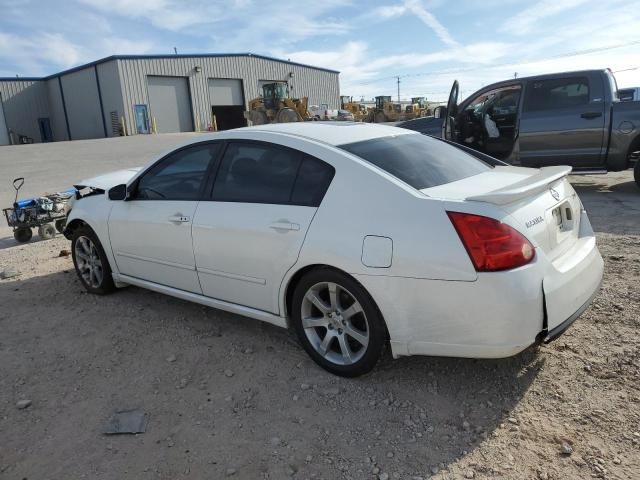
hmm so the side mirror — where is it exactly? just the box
[108,184,128,201]
[434,105,447,119]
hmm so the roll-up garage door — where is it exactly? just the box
[208,79,246,131]
[147,76,193,133]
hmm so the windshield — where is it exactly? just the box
[339,134,492,190]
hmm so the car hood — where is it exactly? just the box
[74,167,142,191]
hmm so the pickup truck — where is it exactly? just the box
[397,69,640,187]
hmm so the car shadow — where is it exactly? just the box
[0,232,62,251]
[1,269,542,477]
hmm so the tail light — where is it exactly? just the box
[447,211,535,272]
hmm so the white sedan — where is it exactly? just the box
[65,123,603,377]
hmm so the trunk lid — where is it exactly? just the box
[422,165,581,260]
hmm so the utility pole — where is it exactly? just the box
[396,76,401,103]
[174,47,178,55]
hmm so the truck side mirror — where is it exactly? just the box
[434,106,447,119]
[108,184,128,201]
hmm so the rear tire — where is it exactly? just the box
[291,268,387,377]
[14,227,32,243]
[71,225,115,294]
[38,223,56,240]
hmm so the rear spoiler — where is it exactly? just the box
[465,166,572,205]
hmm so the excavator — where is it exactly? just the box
[340,96,368,121]
[244,83,311,125]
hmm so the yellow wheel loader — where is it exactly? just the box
[340,96,369,122]
[366,96,405,123]
[244,83,310,125]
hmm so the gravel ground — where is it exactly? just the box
[0,139,639,479]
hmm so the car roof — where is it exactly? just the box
[233,122,414,146]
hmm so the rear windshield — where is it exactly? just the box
[339,134,492,189]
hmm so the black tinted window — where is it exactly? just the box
[134,143,220,200]
[339,134,491,190]
[524,77,589,112]
[292,156,335,206]
[212,142,334,206]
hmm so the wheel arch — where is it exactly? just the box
[627,133,640,160]
[63,218,89,240]
[282,264,389,339]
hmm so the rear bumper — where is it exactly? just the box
[354,231,603,359]
[542,211,604,331]
[539,275,602,344]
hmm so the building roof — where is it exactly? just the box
[0,53,339,82]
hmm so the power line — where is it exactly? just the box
[349,39,640,87]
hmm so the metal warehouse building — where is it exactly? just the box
[0,54,340,145]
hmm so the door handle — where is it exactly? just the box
[168,214,191,223]
[269,221,300,231]
[580,112,602,119]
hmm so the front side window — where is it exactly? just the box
[211,142,334,206]
[133,143,220,200]
[339,134,491,190]
[524,77,589,112]
[465,86,521,116]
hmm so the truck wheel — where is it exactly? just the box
[38,223,56,240]
[14,227,32,243]
[634,159,640,188]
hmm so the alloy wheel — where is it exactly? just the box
[74,235,103,288]
[301,282,370,365]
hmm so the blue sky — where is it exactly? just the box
[1,0,639,101]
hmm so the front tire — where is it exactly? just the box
[291,269,387,377]
[634,158,640,188]
[14,227,32,243]
[71,226,115,294]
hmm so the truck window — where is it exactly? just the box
[524,77,589,112]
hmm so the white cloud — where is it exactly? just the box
[368,4,407,19]
[79,0,207,30]
[403,0,458,47]
[500,0,591,35]
[279,39,514,99]
[0,32,82,75]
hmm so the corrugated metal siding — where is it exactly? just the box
[45,79,69,141]
[96,60,124,137]
[59,68,103,140]
[0,80,50,142]
[117,56,339,135]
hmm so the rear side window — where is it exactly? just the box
[211,142,334,206]
[524,77,589,112]
[291,156,335,206]
[339,134,491,190]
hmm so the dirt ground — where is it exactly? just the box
[0,140,639,479]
